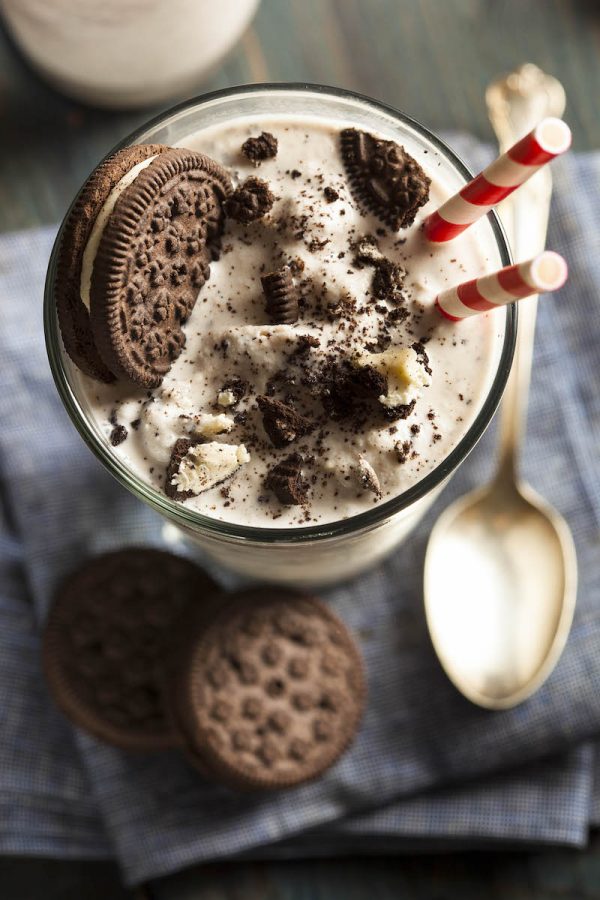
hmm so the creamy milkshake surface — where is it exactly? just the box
[72,115,504,527]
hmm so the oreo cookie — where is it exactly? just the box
[43,548,218,751]
[340,128,430,230]
[261,266,299,325]
[55,144,166,383]
[55,145,232,388]
[170,589,366,790]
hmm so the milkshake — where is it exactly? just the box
[46,86,515,584]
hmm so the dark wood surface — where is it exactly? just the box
[1,0,599,897]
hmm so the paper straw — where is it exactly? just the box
[425,119,572,243]
[436,251,568,321]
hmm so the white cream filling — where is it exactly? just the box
[79,154,158,310]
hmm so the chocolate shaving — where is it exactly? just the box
[256,397,314,448]
[265,453,309,505]
[340,128,431,230]
[225,177,275,224]
[242,132,278,164]
[261,266,300,325]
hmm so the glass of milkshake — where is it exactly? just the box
[44,84,516,586]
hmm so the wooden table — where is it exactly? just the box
[1,1,598,896]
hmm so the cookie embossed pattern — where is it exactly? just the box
[46,86,515,585]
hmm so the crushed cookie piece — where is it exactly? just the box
[288,257,305,275]
[294,334,320,355]
[411,340,433,376]
[257,397,314,448]
[340,128,431,229]
[394,440,412,463]
[372,258,406,300]
[110,425,127,446]
[225,177,275,223]
[265,453,309,505]
[166,439,250,500]
[217,378,248,408]
[352,236,384,267]
[324,186,339,203]
[242,132,278,164]
[327,290,356,320]
[356,457,382,497]
[262,266,300,325]
[307,237,330,253]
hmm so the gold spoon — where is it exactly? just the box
[424,64,577,709]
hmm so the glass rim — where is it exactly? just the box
[44,81,516,544]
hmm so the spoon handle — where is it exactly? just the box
[486,64,566,483]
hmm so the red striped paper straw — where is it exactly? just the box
[436,251,568,321]
[425,118,571,243]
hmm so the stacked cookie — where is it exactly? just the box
[56,146,232,387]
[43,550,366,790]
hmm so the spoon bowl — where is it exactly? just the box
[424,478,577,709]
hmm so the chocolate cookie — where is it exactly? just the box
[43,548,218,751]
[257,396,314,448]
[265,453,309,506]
[55,144,167,382]
[90,149,232,388]
[225,177,275,224]
[171,589,366,790]
[261,266,300,325]
[340,128,431,230]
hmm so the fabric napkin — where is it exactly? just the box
[0,137,598,886]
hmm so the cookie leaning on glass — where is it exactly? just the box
[55,144,232,388]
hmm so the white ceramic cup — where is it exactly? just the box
[0,0,260,108]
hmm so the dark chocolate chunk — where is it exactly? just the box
[265,453,309,505]
[257,396,314,448]
[340,128,431,230]
[261,266,300,325]
[225,177,275,224]
[241,132,278,164]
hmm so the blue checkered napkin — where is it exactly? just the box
[0,137,599,885]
